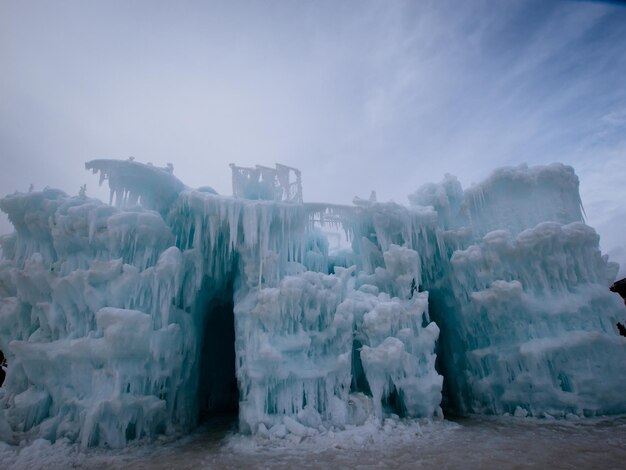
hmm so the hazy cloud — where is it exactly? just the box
[1,0,625,274]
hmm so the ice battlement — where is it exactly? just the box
[230,163,302,203]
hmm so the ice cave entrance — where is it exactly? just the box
[196,274,239,423]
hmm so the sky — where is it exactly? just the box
[1,0,625,276]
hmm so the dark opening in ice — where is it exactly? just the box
[196,276,239,423]
[425,287,461,416]
[350,338,372,396]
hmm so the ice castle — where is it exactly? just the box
[0,159,624,447]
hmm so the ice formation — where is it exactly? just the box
[0,159,624,448]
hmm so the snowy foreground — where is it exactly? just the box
[0,159,625,457]
[1,414,626,469]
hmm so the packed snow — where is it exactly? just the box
[0,159,624,456]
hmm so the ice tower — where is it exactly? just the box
[0,159,623,447]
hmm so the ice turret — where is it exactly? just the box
[230,163,302,203]
[463,163,585,237]
[85,159,186,216]
[415,164,625,417]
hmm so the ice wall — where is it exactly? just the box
[169,191,444,434]
[411,164,625,416]
[0,164,444,447]
[0,188,227,446]
[234,258,441,434]
[0,191,195,447]
[0,159,623,448]
[447,223,625,416]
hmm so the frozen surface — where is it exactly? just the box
[0,159,624,451]
[1,415,626,469]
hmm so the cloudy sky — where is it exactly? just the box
[1,0,625,275]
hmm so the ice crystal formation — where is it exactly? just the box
[0,159,624,448]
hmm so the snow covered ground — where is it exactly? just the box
[1,414,625,469]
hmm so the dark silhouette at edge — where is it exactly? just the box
[610,278,626,337]
[0,349,6,387]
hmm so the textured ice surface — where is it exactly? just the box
[412,164,625,417]
[0,160,624,449]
